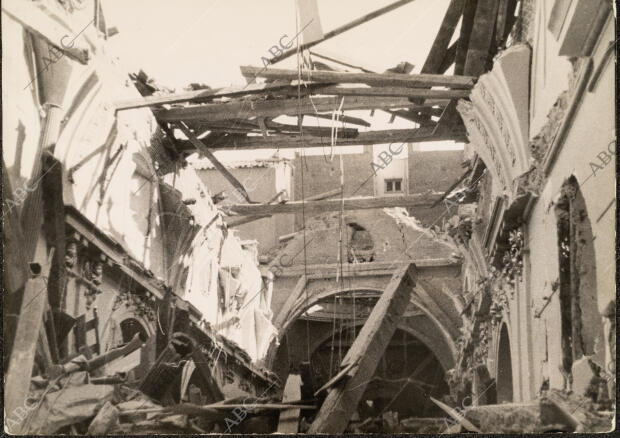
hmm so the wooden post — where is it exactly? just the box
[308,264,416,433]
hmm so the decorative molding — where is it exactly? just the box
[457,44,532,203]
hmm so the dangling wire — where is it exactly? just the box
[295,8,311,366]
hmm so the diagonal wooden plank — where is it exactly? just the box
[176,122,252,203]
[454,0,478,75]
[308,264,416,433]
[421,0,465,74]
[5,252,54,434]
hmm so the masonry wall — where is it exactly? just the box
[407,149,465,226]
[197,166,295,253]
[524,11,615,396]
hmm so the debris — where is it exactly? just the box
[87,401,119,435]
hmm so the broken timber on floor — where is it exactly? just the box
[226,193,442,216]
[308,263,416,434]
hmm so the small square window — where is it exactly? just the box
[385,179,403,193]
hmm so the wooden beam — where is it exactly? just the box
[114,81,298,111]
[495,0,518,47]
[308,264,416,433]
[439,39,459,73]
[421,0,465,74]
[268,0,416,64]
[313,86,470,99]
[176,122,252,203]
[241,66,476,89]
[227,193,442,216]
[41,152,67,311]
[155,95,448,123]
[178,126,465,150]
[309,50,375,73]
[277,374,302,433]
[307,112,371,127]
[226,188,342,227]
[199,118,360,137]
[454,0,478,75]
[191,341,225,402]
[463,0,500,76]
[5,254,53,434]
[277,259,460,279]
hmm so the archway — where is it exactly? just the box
[270,285,457,373]
[496,323,513,403]
[309,326,450,420]
[554,176,604,375]
[120,317,149,342]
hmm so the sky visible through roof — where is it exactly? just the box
[104,0,463,161]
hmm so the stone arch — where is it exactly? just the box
[101,302,157,379]
[120,317,150,343]
[309,326,451,418]
[307,320,455,372]
[269,285,457,372]
[496,322,514,403]
[554,176,604,375]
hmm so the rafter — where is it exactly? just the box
[175,126,465,150]
[241,66,476,89]
[155,95,448,123]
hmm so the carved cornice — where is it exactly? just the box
[458,44,532,203]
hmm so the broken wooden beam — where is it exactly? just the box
[241,66,476,89]
[277,374,302,433]
[155,95,448,123]
[421,0,465,74]
[114,81,297,110]
[177,126,465,150]
[4,252,54,433]
[455,0,478,75]
[312,86,470,99]
[268,0,416,64]
[227,193,442,216]
[176,122,252,203]
[308,264,416,433]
